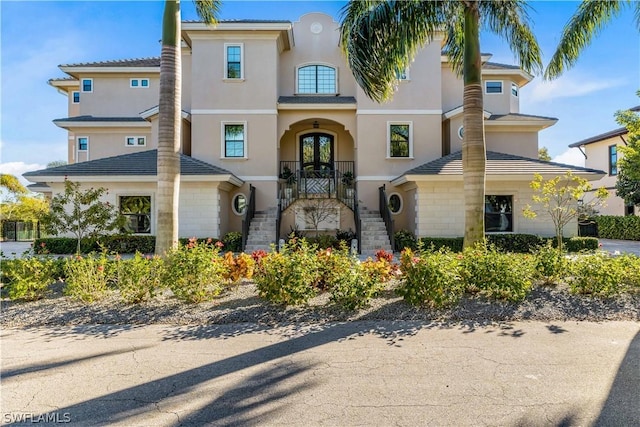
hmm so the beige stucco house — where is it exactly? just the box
[569,108,640,217]
[25,13,604,252]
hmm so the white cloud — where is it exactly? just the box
[527,74,626,104]
[552,149,585,167]
[0,162,46,187]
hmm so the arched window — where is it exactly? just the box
[297,65,336,94]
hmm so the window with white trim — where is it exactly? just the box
[511,83,518,97]
[120,195,151,234]
[224,44,243,79]
[222,122,246,158]
[396,67,409,81]
[485,81,502,94]
[457,126,464,140]
[609,145,617,175]
[297,64,337,94]
[387,122,412,158]
[130,78,150,88]
[485,195,513,232]
[77,137,88,151]
[81,78,93,93]
[126,136,146,146]
[72,91,80,104]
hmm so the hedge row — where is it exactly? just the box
[394,231,598,253]
[595,216,640,241]
[34,232,243,254]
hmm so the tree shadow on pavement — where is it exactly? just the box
[596,330,640,426]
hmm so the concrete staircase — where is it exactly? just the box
[359,207,393,256]
[244,208,277,252]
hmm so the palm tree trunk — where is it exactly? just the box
[462,2,486,249]
[156,0,182,255]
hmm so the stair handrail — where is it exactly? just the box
[353,189,361,254]
[241,184,256,251]
[379,184,395,251]
[276,195,282,252]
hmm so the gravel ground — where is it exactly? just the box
[1,280,638,328]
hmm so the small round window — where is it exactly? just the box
[232,193,247,215]
[388,193,402,214]
[457,126,464,140]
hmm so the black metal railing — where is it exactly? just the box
[276,196,282,251]
[379,184,395,251]
[278,161,356,211]
[241,184,256,251]
[353,191,362,254]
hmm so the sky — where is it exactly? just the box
[1,0,638,186]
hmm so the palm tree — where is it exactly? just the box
[340,0,542,248]
[545,0,640,79]
[156,0,219,255]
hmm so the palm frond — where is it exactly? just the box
[479,0,543,76]
[194,0,220,24]
[544,0,627,80]
[340,0,451,102]
[442,13,465,77]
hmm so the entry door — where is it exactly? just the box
[300,133,334,172]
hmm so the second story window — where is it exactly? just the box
[223,123,246,158]
[609,145,617,175]
[511,83,519,97]
[77,137,88,151]
[297,65,336,94]
[126,136,146,146]
[388,122,412,158]
[81,78,93,93]
[130,78,150,88]
[72,91,80,103]
[485,81,502,94]
[225,44,243,79]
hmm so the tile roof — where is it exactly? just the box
[53,115,147,123]
[24,150,236,178]
[398,151,604,177]
[278,96,357,104]
[60,57,160,68]
[482,62,521,70]
[488,113,557,122]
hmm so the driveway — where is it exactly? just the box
[1,321,638,426]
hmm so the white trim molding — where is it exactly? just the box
[357,109,441,115]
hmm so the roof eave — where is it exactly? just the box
[53,120,151,129]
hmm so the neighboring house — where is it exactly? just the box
[569,106,640,217]
[25,13,604,252]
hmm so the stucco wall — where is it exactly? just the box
[415,179,573,238]
[77,74,159,117]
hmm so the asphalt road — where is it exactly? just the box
[2,321,638,426]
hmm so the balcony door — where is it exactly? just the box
[300,133,334,172]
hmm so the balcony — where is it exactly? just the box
[278,161,355,211]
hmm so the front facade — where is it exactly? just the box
[569,111,640,216]
[26,13,604,249]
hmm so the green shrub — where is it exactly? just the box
[565,237,598,252]
[254,238,320,306]
[595,215,640,241]
[163,238,229,303]
[100,235,155,254]
[324,246,387,310]
[222,231,243,252]
[616,254,640,292]
[115,253,164,304]
[533,242,568,285]
[394,229,417,251]
[396,247,463,308]
[64,252,114,302]
[486,234,543,253]
[336,229,357,245]
[420,237,464,252]
[306,234,338,249]
[34,237,98,254]
[461,246,534,302]
[568,253,624,297]
[3,256,60,301]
